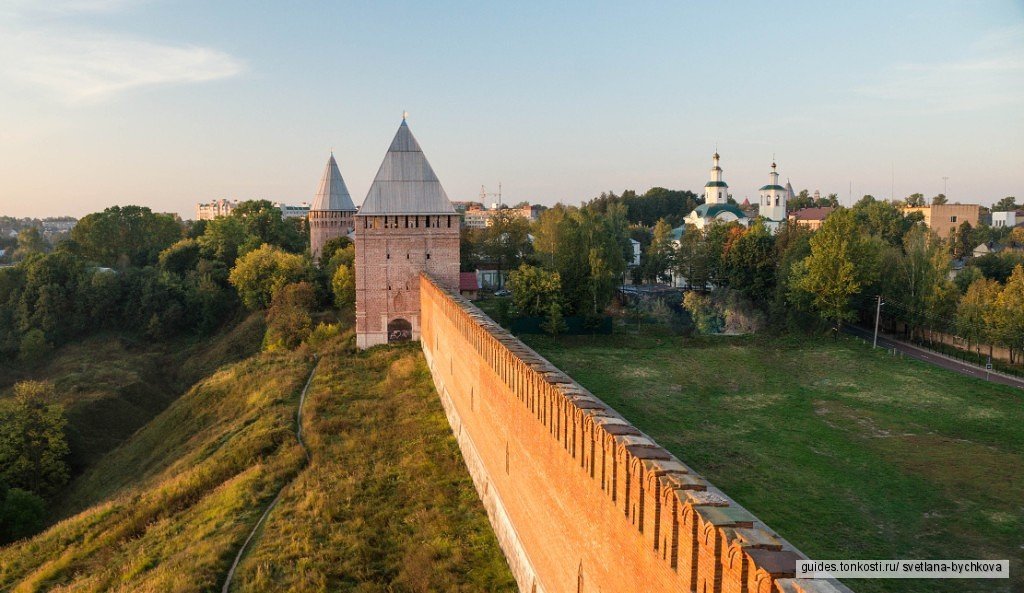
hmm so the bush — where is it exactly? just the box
[0,484,46,544]
[263,282,316,351]
[18,329,51,363]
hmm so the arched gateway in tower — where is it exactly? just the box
[354,118,460,349]
[308,153,357,261]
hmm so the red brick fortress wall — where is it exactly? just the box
[420,274,851,593]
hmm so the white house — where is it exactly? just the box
[992,210,1020,228]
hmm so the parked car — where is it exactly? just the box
[494,288,511,297]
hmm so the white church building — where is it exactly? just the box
[682,152,750,230]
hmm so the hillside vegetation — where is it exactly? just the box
[523,331,1024,593]
[0,313,265,482]
[0,328,514,592]
[0,348,312,592]
[227,337,516,592]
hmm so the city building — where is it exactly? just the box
[308,153,357,261]
[788,206,836,231]
[196,198,309,221]
[992,210,1022,228]
[278,203,311,219]
[461,203,542,229]
[355,118,460,348]
[459,272,480,300]
[41,218,77,233]
[758,162,788,232]
[901,203,982,238]
[683,152,749,230]
[196,198,239,220]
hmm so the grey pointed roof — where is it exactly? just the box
[357,120,456,215]
[312,154,355,212]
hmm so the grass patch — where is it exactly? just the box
[521,331,1024,593]
[229,336,516,592]
[0,348,311,592]
[0,313,266,478]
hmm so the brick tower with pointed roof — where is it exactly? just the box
[309,153,357,261]
[355,118,460,349]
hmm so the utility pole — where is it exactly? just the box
[873,295,885,349]
[942,176,949,198]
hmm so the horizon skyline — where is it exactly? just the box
[0,1,1022,219]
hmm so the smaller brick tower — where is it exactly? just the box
[308,153,356,261]
[355,117,459,348]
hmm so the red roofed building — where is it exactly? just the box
[788,206,836,231]
[460,272,480,300]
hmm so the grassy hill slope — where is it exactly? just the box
[1,329,514,593]
[0,348,313,592]
[227,337,516,592]
[0,314,266,481]
[522,331,1024,593]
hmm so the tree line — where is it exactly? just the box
[0,200,357,543]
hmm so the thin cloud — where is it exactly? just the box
[855,26,1024,114]
[0,0,244,103]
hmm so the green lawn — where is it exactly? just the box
[520,330,1024,593]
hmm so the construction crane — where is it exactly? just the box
[479,183,503,209]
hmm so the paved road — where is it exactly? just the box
[845,326,1024,391]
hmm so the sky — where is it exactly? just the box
[0,0,1021,219]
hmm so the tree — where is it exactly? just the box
[198,215,248,264]
[18,329,51,363]
[642,219,675,283]
[723,221,777,303]
[682,291,722,334]
[231,200,305,254]
[884,226,954,339]
[790,209,881,331]
[0,381,69,497]
[228,244,309,310]
[540,302,568,336]
[992,196,1018,212]
[950,221,974,259]
[264,282,316,351]
[479,209,532,288]
[931,193,948,206]
[851,197,922,245]
[71,206,182,267]
[12,227,47,261]
[991,265,1024,363]
[957,277,1001,357]
[158,238,201,275]
[509,264,561,317]
[673,225,710,291]
[904,193,926,207]
[331,264,355,310]
[531,206,626,316]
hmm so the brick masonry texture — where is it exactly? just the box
[309,209,354,262]
[354,214,459,348]
[420,274,851,593]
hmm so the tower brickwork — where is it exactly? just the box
[355,119,459,348]
[309,154,356,261]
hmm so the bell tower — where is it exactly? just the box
[704,152,729,204]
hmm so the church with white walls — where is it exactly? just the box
[682,152,751,230]
[681,152,790,233]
